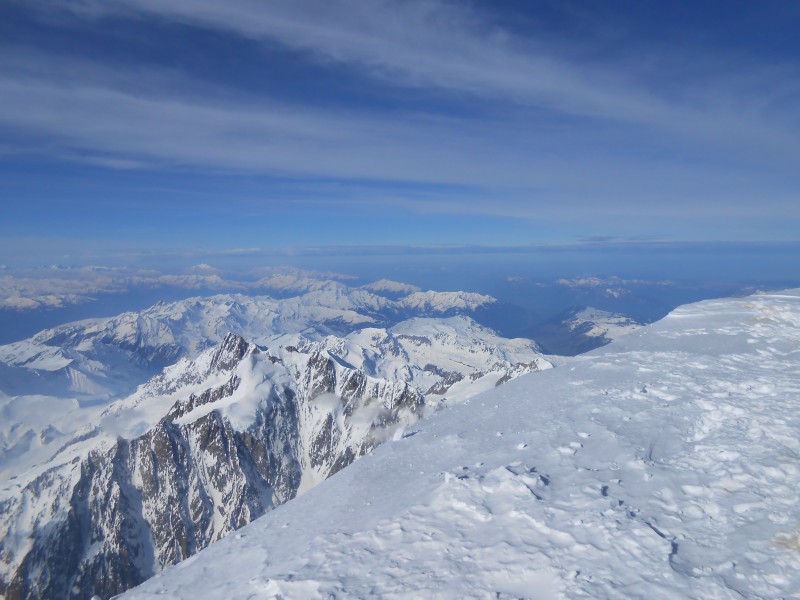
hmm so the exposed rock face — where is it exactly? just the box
[0,335,428,599]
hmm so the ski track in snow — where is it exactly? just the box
[123,291,800,599]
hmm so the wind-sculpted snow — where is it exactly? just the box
[0,305,547,598]
[118,290,800,599]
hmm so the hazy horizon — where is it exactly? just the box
[2,239,799,344]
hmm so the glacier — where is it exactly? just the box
[117,290,800,599]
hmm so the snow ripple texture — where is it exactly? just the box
[124,290,800,599]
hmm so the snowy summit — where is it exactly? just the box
[122,290,800,599]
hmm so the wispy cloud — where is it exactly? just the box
[20,0,800,143]
[556,275,672,289]
[2,62,798,224]
[3,0,800,239]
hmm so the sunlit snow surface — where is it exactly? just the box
[124,291,800,599]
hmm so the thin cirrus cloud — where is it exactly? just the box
[0,52,534,184]
[24,0,800,144]
[2,0,800,232]
[1,53,797,223]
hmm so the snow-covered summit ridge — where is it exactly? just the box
[400,289,495,312]
[124,289,800,599]
[359,278,421,296]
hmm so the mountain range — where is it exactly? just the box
[0,284,552,599]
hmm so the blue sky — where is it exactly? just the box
[2,0,800,267]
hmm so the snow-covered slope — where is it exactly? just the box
[122,290,800,599]
[319,316,545,404]
[525,305,643,356]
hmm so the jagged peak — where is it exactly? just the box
[209,333,254,373]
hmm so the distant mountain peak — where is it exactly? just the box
[400,290,496,312]
[359,279,422,296]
